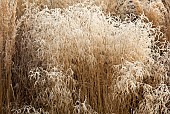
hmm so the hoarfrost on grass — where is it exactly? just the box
[22,2,158,66]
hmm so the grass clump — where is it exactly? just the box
[0,0,169,113]
[11,1,169,114]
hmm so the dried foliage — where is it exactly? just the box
[0,0,170,114]
[0,0,17,113]
[115,0,170,41]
